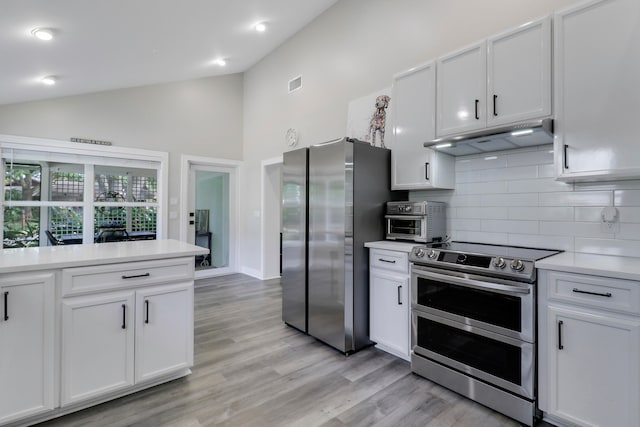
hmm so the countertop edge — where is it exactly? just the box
[536,252,640,281]
[365,240,418,253]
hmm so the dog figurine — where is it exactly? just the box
[369,95,390,147]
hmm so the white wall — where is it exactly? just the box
[0,74,244,238]
[411,145,640,257]
[241,0,576,274]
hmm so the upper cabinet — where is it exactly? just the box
[554,0,640,181]
[391,62,455,190]
[436,17,552,137]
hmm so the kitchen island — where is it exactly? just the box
[0,240,207,427]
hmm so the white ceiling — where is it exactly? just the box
[0,0,338,106]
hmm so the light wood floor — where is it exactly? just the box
[36,274,546,427]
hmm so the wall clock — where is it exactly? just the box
[286,128,298,147]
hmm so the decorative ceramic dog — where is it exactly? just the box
[369,95,390,147]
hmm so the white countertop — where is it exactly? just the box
[0,239,209,274]
[365,240,420,253]
[536,252,640,281]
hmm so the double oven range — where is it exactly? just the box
[409,242,562,426]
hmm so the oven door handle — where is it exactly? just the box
[385,215,425,220]
[415,269,530,295]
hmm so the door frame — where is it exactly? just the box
[261,155,283,280]
[180,154,242,279]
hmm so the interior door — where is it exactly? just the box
[188,164,232,274]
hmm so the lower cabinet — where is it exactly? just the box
[369,248,411,361]
[0,272,55,425]
[539,269,640,427]
[61,281,194,406]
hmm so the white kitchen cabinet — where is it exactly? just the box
[0,272,55,425]
[135,282,193,383]
[436,17,551,137]
[61,291,136,406]
[436,41,487,136]
[391,62,455,190]
[554,0,640,181]
[369,248,410,361]
[538,269,640,427]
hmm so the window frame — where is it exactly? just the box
[1,134,168,247]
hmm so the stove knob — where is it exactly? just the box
[427,249,437,259]
[414,248,425,258]
[510,259,525,272]
[493,257,506,269]
[405,205,412,212]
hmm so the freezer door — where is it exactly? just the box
[308,140,352,352]
[281,148,308,332]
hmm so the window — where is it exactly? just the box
[1,136,167,248]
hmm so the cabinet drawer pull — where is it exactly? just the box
[145,299,150,324]
[397,285,402,305]
[493,94,498,116]
[121,272,151,280]
[474,99,480,120]
[564,144,569,169]
[558,320,564,350]
[378,258,396,264]
[3,291,8,321]
[122,304,127,329]
[572,288,612,298]
[425,162,430,181]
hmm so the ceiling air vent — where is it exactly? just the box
[288,75,302,93]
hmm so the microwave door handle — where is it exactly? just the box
[417,270,530,296]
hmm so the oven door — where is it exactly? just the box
[411,264,534,343]
[385,215,426,242]
[412,310,535,399]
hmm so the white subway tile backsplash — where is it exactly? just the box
[540,221,614,238]
[540,191,613,206]
[575,238,640,258]
[508,206,574,221]
[508,178,573,193]
[411,149,640,257]
[615,190,640,206]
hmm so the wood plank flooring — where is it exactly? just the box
[35,274,545,427]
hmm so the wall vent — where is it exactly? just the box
[288,75,302,93]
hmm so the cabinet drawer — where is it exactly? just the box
[546,271,640,316]
[369,249,409,274]
[62,257,193,297]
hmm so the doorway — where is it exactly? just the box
[180,155,240,278]
[261,156,283,280]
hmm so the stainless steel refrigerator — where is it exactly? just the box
[281,137,391,354]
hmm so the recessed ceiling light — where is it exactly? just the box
[31,27,54,41]
[255,22,267,32]
[41,76,57,85]
[213,58,227,66]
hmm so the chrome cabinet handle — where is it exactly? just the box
[493,94,498,116]
[425,162,430,181]
[379,258,396,264]
[145,300,150,324]
[564,144,569,169]
[122,272,150,279]
[3,291,8,321]
[474,99,480,120]
[397,285,402,305]
[558,320,564,350]
[572,288,612,298]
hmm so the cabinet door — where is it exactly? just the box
[0,272,55,424]
[555,0,640,180]
[370,270,410,360]
[436,41,487,136]
[61,291,135,406]
[487,16,551,127]
[135,282,194,383]
[544,305,640,427]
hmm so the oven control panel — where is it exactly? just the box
[410,246,536,281]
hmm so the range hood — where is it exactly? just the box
[424,118,553,156]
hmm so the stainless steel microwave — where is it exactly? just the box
[385,201,446,243]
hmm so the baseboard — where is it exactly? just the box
[240,266,262,279]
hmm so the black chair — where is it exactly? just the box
[45,230,64,246]
[96,228,129,243]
